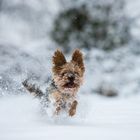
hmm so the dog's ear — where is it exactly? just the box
[52,49,66,67]
[71,49,85,72]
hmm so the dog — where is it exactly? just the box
[22,49,85,116]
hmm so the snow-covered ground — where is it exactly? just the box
[0,94,140,140]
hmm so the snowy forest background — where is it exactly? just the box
[0,0,140,97]
[0,0,140,140]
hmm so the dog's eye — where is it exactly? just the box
[61,73,66,76]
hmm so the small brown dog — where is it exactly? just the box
[23,49,85,116]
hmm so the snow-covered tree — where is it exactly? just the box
[51,0,131,53]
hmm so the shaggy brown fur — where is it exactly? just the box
[23,49,85,117]
[52,49,85,116]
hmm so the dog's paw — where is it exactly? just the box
[69,100,78,117]
[54,106,61,116]
[69,108,76,116]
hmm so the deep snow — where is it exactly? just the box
[0,94,140,140]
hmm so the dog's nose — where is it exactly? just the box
[68,73,75,81]
[69,76,75,81]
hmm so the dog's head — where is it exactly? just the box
[52,49,85,94]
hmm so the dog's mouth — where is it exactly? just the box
[63,82,78,89]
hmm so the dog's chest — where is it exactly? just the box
[49,91,75,109]
[45,79,76,111]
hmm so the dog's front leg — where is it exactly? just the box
[51,91,62,115]
[54,98,63,115]
[69,100,78,116]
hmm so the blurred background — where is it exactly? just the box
[0,0,140,97]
